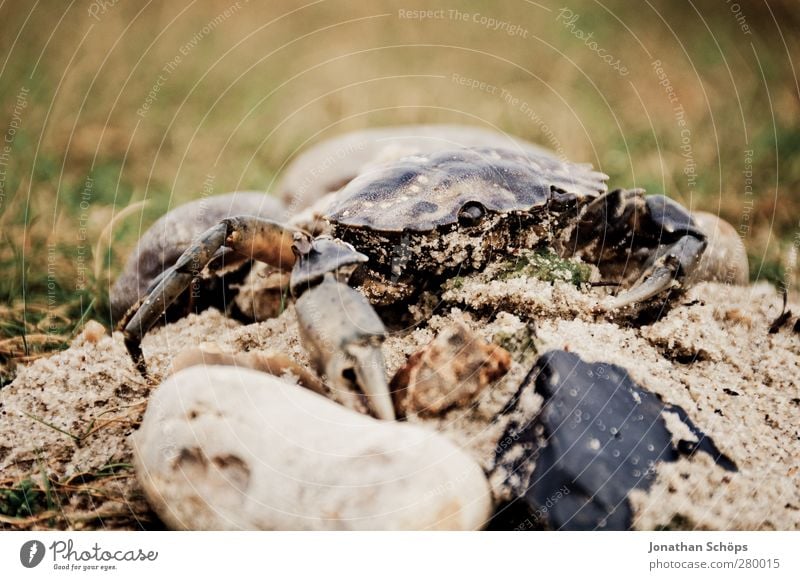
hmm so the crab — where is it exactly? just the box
[113,125,747,424]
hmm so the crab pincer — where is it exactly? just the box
[571,190,710,310]
[291,236,396,421]
[121,216,299,375]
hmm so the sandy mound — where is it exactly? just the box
[1,275,798,530]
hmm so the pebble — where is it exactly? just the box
[390,322,511,417]
[490,350,736,530]
[133,365,492,530]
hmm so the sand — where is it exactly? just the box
[1,272,798,530]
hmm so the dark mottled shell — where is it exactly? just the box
[276,124,556,209]
[325,147,608,233]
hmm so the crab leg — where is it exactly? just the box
[295,275,395,421]
[292,238,395,421]
[122,216,299,374]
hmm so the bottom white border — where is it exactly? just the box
[2,531,798,578]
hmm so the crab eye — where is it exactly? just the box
[458,202,485,227]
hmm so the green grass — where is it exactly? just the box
[0,0,798,383]
[0,462,141,529]
[0,478,51,519]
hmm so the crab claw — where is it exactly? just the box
[290,235,368,296]
[121,216,299,375]
[603,234,707,310]
[295,273,395,421]
[341,341,396,421]
[582,192,710,311]
[122,222,229,374]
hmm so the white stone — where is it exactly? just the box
[133,365,493,530]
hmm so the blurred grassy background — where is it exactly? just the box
[0,0,798,383]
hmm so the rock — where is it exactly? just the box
[169,343,326,395]
[80,320,107,343]
[133,365,492,530]
[490,350,736,531]
[390,323,511,417]
[691,211,749,286]
[231,266,290,322]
